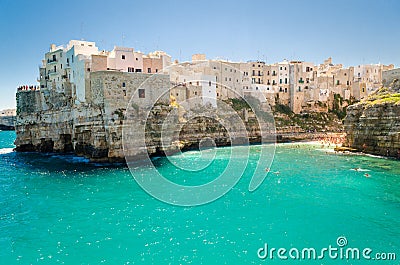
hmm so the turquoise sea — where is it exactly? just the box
[0,130,399,264]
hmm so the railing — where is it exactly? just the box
[47,58,57,64]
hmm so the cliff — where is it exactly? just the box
[0,116,15,130]
[15,72,274,162]
[344,80,400,158]
[15,70,344,163]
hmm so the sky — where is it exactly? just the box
[0,0,399,109]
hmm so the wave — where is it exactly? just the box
[0,148,14,154]
[350,168,371,172]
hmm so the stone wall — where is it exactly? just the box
[382,68,400,87]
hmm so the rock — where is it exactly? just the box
[343,80,400,158]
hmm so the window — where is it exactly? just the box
[229,78,231,81]
[81,43,84,46]
[71,56,74,63]
[122,55,126,60]
[52,54,56,61]
[347,81,349,85]
[280,79,282,84]
[194,91,198,95]
[67,58,69,65]
[128,67,134,72]
[135,69,142,72]
[209,81,211,86]
[61,64,63,69]
[147,68,151,73]
[285,78,287,84]
[136,58,138,61]
[280,67,282,70]
[122,82,126,87]
[87,68,91,72]
[155,69,158,73]
[138,89,145,98]
[336,80,340,85]
[225,77,227,81]
[123,90,126,97]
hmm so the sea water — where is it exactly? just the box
[0,131,399,264]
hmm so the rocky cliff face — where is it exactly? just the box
[0,116,15,130]
[15,72,273,162]
[344,80,400,158]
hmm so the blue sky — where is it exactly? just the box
[0,0,399,109]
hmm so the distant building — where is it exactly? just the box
[26,40,396,116]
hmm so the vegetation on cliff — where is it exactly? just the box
[359,79,400,106]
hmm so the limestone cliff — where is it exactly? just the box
[344,80,400,158]
[0,116,15,130]
[15,72,273,162]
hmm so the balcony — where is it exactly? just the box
[47,58,58,64]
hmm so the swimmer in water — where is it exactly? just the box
[364,173,370,178]
[265,167,270,172]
